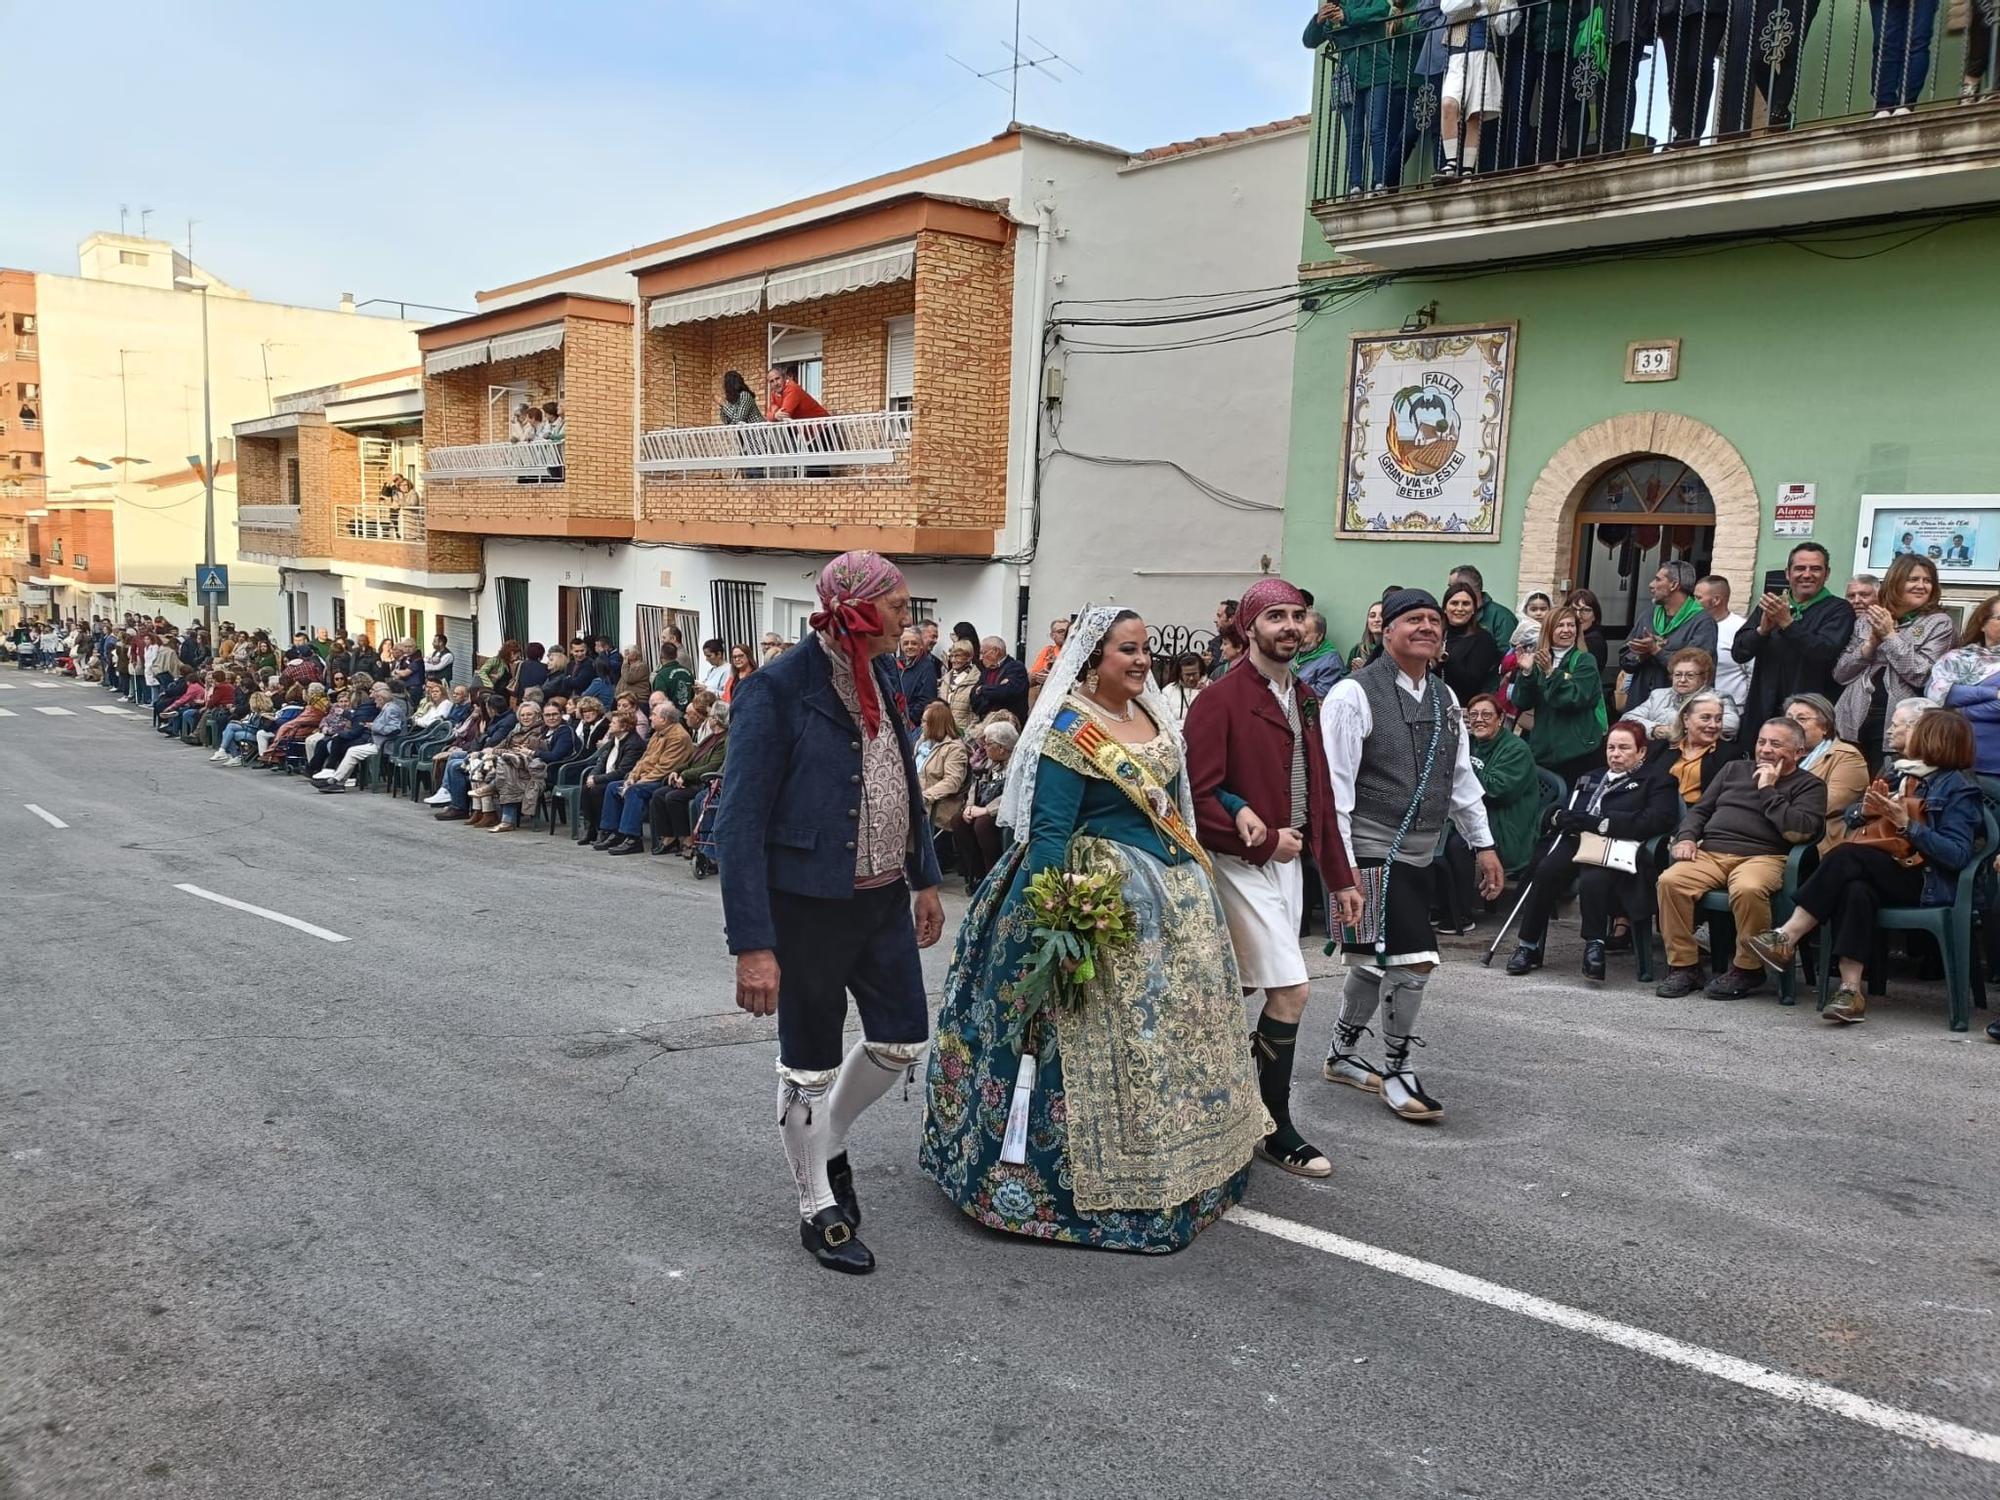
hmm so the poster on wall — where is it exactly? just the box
[1337,323,1516,541]
[1855,495,2000,586]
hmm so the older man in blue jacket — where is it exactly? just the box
[718,550,944,1275]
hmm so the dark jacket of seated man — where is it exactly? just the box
[1676,758,1826,855]
[717,638,941,955]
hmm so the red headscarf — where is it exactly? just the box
[810,550,905,737]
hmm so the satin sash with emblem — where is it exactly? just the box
[1044,706,1213,876]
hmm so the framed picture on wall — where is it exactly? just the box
[1854,495,2000,588]
[1336,322,1517,541]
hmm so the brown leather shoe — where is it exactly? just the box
[434,807,468,822]
[465,811,493,828]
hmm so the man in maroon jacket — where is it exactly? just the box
[1185,577,1361,1179]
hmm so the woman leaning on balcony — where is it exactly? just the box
[718,370,762,425]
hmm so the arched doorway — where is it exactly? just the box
[1569,455,1716,643]
[1516,412,1760,638]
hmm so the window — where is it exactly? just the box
[908,596,937,625]
[51,540,61,563]
[332,597,348,635]
[292,591,310,632]
[773,597,816,644]
[74,553,87,570]
[885,316,915,413]
[586,588,621,648]
[711,579,764,652]
[557,585,585,646]
[119,250,149,266]
[496,576,530,646]
[768,326,824,401]
[283,456,300,505]
[377,604,406,643]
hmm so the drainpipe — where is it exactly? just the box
[1012,200,1055,653]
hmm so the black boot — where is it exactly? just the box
[826,1151,861,1230]
[800,1207,874,1274]
[1504,943,1542,976]
[1582,940,1607,981]
[1250,1015,1330,1177]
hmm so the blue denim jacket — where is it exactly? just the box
[1845,768,1983,907]
[717,640,942,954]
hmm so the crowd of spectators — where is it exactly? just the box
[1303,0,1991,197]
[19,554,2000,1035]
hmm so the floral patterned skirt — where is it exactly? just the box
[919,836,1266,1254]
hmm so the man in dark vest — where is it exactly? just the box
[717,551,945,1275]
[1319,588,1503,1123]
[1621,560,1717,705]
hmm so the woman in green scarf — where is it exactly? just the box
[1465,692,1540,875]
[1510,604,1605,786]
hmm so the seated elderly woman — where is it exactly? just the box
[594,703,695,854]
[950,719,1018,889]
[1627,648,1740,743]
[425,693,503,811]
[654,700,729,856]
[941,638,980,732]
[1502,719,1681,980]
[261,685,328,766]
[577,706,646,843]
[462,701,558,830]
[300,688,364,775]
[571,694,611,759]
[1746,708,1981,1024]
[484,699,575,828]
[1781,693,1869,850]
[1651,690,1736,807]
[917,701,969,838]
[313,682,409,792]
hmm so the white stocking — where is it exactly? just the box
[777,1065,839,1219]
[825,1041,926,1159]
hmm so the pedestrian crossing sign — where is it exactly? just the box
[197,564,229,603]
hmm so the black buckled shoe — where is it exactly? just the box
[800,1207,874,1274]
[1582,940,1607,982]
[1503,943,1542,976]
[826,1152,861,1231]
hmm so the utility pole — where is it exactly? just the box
[199,283,215,640]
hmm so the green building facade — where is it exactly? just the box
[1284,18,2000,652]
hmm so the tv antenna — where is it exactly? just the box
[946,0,1078,125]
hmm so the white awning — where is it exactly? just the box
[766,240,916,309]
[648,275,765,328]
[488,323,566,362]
[424,340,491,376]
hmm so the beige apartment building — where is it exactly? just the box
[2,232,424,630]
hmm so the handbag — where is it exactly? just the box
[1572,831,1639,874]
[1846,775,1926,868]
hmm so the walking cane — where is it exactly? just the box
[1481,825,1571,967]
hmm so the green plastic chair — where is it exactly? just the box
[1696,841,1815,1004]
[543,756,592,838]
[1818,805,1997,1032]
[387,724,452,799]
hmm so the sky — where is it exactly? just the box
[3,0,1314,318]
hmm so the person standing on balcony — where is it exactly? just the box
[1434,0,1515,178]
[768,364,829,423]
[718,370,762,425]
[1717,0,1822,135]
[1305,0,1417,195]
[718,551,944,1275]
[1868,0,1941,114]
[1657,0,1730,145]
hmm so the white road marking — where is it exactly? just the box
[31,706,74,716]
[0,681,15,689]
[1227,1207,2000,1467]
[23,804,68,829]
[26,681,60,690]
[0,707,15,718]
[173,883,349,943]
[88,705,134,715]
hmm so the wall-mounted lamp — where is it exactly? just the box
[1401,301,1439,334]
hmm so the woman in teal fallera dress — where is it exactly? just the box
[919,608,1268,1253]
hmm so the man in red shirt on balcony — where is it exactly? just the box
[767,364,829,422]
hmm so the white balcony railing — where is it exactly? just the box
[423,439,564,482]
[334,500,426,543]
[14,340,36,360]
[638,410,913,475]
[18,417,38,431]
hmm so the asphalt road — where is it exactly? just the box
[3,671,1997,1499]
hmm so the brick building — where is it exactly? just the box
[434,120,1308,663]
[234,368,481,659]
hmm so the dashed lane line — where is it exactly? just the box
[1226,1207,2000,1467]
[172,884,350,943]
[88,705,134,715]
[31,706,75,716]
[0,707,15,718]
[23,805,68,829]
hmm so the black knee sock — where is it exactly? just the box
[1252,1014,1309,1151]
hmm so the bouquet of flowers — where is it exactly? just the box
[1014,866,1138,1025]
